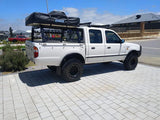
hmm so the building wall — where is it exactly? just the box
[111,21,160,33]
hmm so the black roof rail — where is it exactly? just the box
[80,22,92,26]
[90,24,110,29]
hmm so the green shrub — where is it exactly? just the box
[0,51,29,72]
[2,44,13,52]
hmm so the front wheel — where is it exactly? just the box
[62,59,83,82]
[124,53,138,70]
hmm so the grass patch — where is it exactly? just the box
[0,40,26,45]
[25,61,35,68]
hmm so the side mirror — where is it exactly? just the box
[121,39,125,43]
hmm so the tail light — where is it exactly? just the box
[33,46,39,58]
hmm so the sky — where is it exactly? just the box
[0,0,160,31]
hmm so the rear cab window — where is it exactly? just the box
[32,27,84,43]
[89,29,102,43]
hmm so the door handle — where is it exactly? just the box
[107,47,111,49]
[91,47,95,49]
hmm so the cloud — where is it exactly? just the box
[63,7,125,25]
[0,19,4,22]
[157,12,160,15]
[0,19,30,31]
[63,8,79,17]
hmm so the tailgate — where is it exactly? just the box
[25,41,35,62]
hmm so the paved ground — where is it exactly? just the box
[0,63,160,120]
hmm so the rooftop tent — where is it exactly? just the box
[25,11,80,28]
[48,11,67,19]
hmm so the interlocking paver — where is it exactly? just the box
[16,112,28,120]
[156,116,160,120]
[0,113,3,120]
[135,111,147,119]
[90,114,104,120]
[145,111,159,118]
[54,115,67,120]
[85,108,96,116]
[114,112,125,120]
[124,112,137,119]
[79,114,91,120]
[51,110,63,118]
[39,111,51,119]
[28,111,40,119]
[0,63,160,120]
[102,113,115,120]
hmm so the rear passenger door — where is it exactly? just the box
[86,29,105,63]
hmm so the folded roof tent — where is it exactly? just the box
[25,11,80,28]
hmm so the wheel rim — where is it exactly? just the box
[129,57,138,68]
[69,65,79,78]
[130,58,136,66]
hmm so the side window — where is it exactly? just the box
[89,30,102,43]
[105,31,121,43]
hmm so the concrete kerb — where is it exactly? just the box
[125,37,160,42]
[0,44,25,48]
[139,56,160,67]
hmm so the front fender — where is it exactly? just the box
[125,43,141,56]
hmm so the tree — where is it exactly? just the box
[9,27,13,37]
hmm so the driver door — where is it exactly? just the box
[104,31,123,61]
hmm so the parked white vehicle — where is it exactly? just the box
[26,26,142,81]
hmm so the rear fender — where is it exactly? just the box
[60,53,85,67]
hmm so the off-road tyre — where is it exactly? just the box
[124,53,138,70]
[62,59,83,82]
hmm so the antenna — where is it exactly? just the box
[46,0,49,13]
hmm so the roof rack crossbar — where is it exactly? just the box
[80,22,110,28]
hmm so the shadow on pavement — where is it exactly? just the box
[19,62,124,87]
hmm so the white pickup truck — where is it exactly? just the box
[26,26,142,81]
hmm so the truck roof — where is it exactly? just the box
[79,26,114,32]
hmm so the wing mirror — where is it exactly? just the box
[121,39,125,43]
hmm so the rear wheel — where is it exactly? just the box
[124,53,138,70]
[62,59,83,82]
